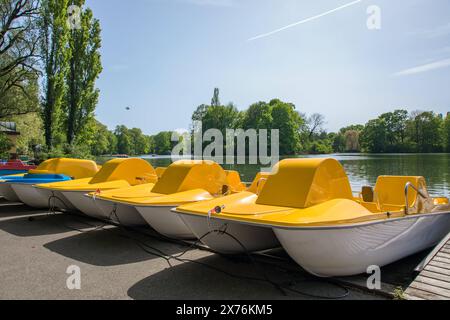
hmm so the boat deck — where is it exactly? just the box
[405,233,450,300]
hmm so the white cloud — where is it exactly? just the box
[410,23,450,38]
[248,0,362,41]
[393,58,450,77]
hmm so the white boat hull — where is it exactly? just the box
[34,188,77,211]
[178,213,280,254]
[136,206,195,239]
[93,197,148,227]
[11,184,49,208]
[274,212,450,277]
[0,183,19,202]
[61,191,103,218]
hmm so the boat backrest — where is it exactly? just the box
[247,172,271,194]
[29,158,99,179]
[225,170,247,193]
[374,176,429,208]
[151,160,227,195]
[256,158,353,208]
[88,158,157,185]
[155,167,166,178]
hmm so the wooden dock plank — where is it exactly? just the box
[415,275,450,291]
[434,256,450,265]
[436,252,450,260]
[424,265,450,276]
[409,281,450,298]
[404,287,446,300]
[429,261,450,271]
[421,270,450,282]
[405,233,450,300]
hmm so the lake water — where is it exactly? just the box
[135,154,450,197]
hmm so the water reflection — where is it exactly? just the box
[139,154,450,197]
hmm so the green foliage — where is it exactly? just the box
[11,113,44,156]
[0,0,40,119]
[0,133,13,159]
[359,110,444,153]
[129,128,150,155]
[242,102,273,130]
[112,125,153,156]
[114,125,132,155]
[308,139,333,155]
[444,113,450,152]
[90,120,112,156]
[269,99,303,155]
[152,131,173,155]
[39,0,71,148]
[65,1,102,144]
[408,111,444,153]
[0,71,40,120]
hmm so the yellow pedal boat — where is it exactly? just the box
[35,158,158,217]
[82,167,167,226]
[89,160,266,239]
[1,158,99,206]
[174,158,450,276]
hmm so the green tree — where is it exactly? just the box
[11,113,44,156]
[201,103,241,134]
[114,125,132,155]
[153,131,173,155]
[90,120,110,156]
[65,0,102,145]
[38,0,71,148]
[360,118,387,153]
[0,133,12,159]
[408,111,443,153]
[344,130,360,152]
[242,102,272,130]
[0,0,40,119]
[379,110,409,151]
[129,128,149,155]
[330,132,345,153]
[211,87,220,107]
[444,113,450,152]
[269,99,303,155]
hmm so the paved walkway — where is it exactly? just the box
[0,201,401,300]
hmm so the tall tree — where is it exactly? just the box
[114,125,131,155]
[444,113,450,152]
[269,99,303,155]
[360,118,387,153]
[211,87,220,107]
[0,0,40,119]
[38,0,70,148]
[408,111,443,153]
[307,113,325,139]
[65,0,102,145]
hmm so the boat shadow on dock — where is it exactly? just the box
[127,253,368,300]
[43,226,186,267]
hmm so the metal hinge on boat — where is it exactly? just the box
[404,182,428,215]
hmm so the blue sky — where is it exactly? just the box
[85,0,450,134]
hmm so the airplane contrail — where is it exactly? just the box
[248,0,363,41]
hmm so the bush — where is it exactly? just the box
[0,133,12,159]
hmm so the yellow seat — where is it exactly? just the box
[256,158,353,208]
[225,170,247,193]
[37,158,157,192]
[29,158,99,179]
[373,176,429,212]
[247,172,271,194]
